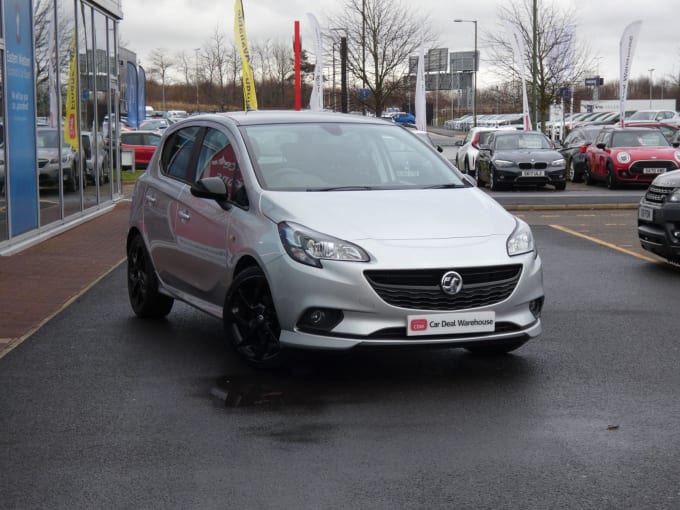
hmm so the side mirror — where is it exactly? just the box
[462,174,476,186]
[436,145,443,153]
[478,144,491,152]
[190,176,230,209]
[596,143,606,149]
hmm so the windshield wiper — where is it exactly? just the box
[309,186,376,191]
[424,183,466,189]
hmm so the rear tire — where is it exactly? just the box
[127,235,174,318]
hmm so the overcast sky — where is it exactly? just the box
[119,0,678,90]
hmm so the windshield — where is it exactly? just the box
[493,133,552,150]
[611,130,669,147]
[241,122,464,191]
[37,130,71,149]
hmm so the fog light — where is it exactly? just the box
[297,308,344,332]
[529,297,544,319]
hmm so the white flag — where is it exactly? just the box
[619,20,642,127]
[505,22,532,131]
[415,45,426,131]
[306,13,324,112]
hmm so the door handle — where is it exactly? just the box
[178,210,191,221]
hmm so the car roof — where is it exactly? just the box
[180,110,391,127]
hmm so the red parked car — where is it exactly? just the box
[583,126,680,189]
[120,130,161,170]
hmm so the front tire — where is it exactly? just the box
[127,234,174,318]
[224,266,282,367]
[489,168,503,191]
[583,161,595,186]
[568,159,582,183]
[606,163,618,189]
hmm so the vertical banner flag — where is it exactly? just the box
[415,45,426,131]
[505,22,532,131]
[306,12,324,111]
[138,65,147,123]
[234,0,258,111]
[127,62,139,129]
[619,20,642,127]
[64,35,79,150]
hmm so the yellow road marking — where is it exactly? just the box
[549,224,658,263]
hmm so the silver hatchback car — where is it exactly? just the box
[127,111,544,366]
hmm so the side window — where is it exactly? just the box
[195,127,248,207]
[160,126,200,182]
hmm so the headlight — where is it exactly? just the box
[494,159,514,167]
[551,158,565,167]
[668,189,680,202]
[674,151,680,162]
[278,221,370,268]
[507,218,535,257]
[617,152,631,164]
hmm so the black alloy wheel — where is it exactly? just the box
[127,234,174,318]
[606,163,618,189]
[582,161,595,186]
[224,266,282,367]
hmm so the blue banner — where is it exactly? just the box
[126,62,138,129]
[5,0,38,236]
[137,66,146,123]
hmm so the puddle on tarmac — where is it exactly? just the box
[210,375,324,409]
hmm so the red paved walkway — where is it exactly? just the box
[0,201,130,358]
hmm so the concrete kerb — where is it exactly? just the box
[504,203,639,212]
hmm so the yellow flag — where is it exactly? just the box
[234,0,258,111]
[64,35,79,150]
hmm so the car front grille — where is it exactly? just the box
[629,160,677,175]
[363,264,522,311]
[518,162,548,170]
[645,184,675,203]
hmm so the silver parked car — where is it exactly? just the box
[127,111,544,366]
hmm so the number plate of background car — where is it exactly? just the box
[643,168,666,174]
[521,170,545,177]
[638,205,654,220]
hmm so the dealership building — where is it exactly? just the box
[1,0,129,254]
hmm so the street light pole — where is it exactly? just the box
[453,19,477,128]
[648,68,655,108]
[194,47,200,110]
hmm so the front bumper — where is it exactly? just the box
[638,199,680,261]
[494,167,566,187]
[264,240,545,351]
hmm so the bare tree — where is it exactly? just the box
[147,49,173,110]
[329,0,435,116]
[484,0,596,126]
[271,40,294,106]
[204,27,231,110]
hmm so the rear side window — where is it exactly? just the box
[160,126,200,182]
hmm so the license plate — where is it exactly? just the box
[643,168,666,174]
[521,170,545,177]
[638,205,654,221]
[407,311,495,336]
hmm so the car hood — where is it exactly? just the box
[37,148,60,159]
[494,149,563,162]
[611,147,680,157]
[259,188,516,241]
[652,168,680,186]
